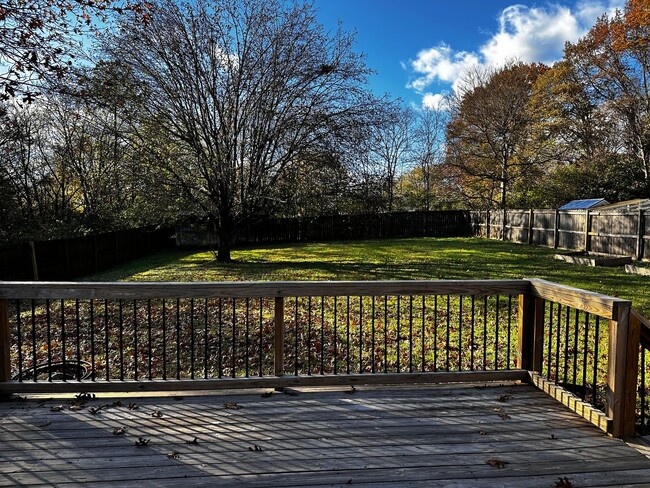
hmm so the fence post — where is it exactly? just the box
[0,299,11,396]
[518,294,544,372]
[637,208,645,260]
[527,209,534,245]
[274,297,285,377]
[607,304,638,437]
[486,209,490,239]
[584,210,591,252]
[553,209,560,249]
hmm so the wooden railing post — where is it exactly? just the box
[274,297,285,377]
[518,294,544,372]
[0,299,11,395]
[607,304,639,437]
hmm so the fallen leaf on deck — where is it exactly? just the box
[224,402,242,410]
[166,451,180,459]
[497,394,511,402]
[260,391,273,398]
[68,404,84,411]
[150,409,163,418]
[128,402,139,410]
[88,406,102,415]
[113,427,127,436]
[135,437,150,446]
[186,437,199,445]
[248,444,263,451]
[50,405,63,412]
[112,401,122,408]
[549,434,558,440]
[479,430,488,435]
[493,407,511,420]
[555,477,573,487]
[486,457,508,469]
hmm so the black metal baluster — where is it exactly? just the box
[555,303,561,384]
[445,295,450,372]
[75,300,81,381]
[60,299,66,382]
[547,302,554,379]
[160,299,166,380]
[482,296,488,370]
[16,300,22,381]
[421,295,426,372]
[334,297,338,374]
[259,299,263,377]
[308,296,312,375]
[147,299,152,381]
[572,309,579,392]
[458,295,463,371]
[232,298,236,378]
[384,295,388,374]
[592,316,600,405]
[409,295,414,373]
[494,295,500,370]
[295,297,299,376]
[321,296,325,375]
[346,296,350,374]
[434,295,439,371]
[31,300,37,382]
[506,295,512,369]
[470,295,475,371]
[204,298,209,379]
[46,299,52,382]
[563,306,570,386]
[133,300,138,381]
[191,298,196,379]
[118,299,123,381]
[176,298,181,380]
[372,296,376,374]
[90,300,96,381]
[641,348,646,434]
[104,299,109,381]
[397,296,401,373]
[218,298,223,378]
[581,313,589,401]
[359,296,364,373]
[243,298,249,378]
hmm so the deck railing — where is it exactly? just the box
[0,279,640,438]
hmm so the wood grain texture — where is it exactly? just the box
[0,383,649,487]
[0,280,530,300]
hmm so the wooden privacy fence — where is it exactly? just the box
[177,211,472,247]
[0,227,175,281]
[471,209,648,259]
[0,278,644,438]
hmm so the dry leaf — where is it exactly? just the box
[497,394,512,402]
[150,409,163,418]
[486,457,508,469]
[135,437,150,446]
[68,404,84,411]
[128,402,139,410]
[549,434,558,440]
[50,405,63,412]
[112,427,127,436]
[494,407,511,420]
[224,402,241,410]
[479,430,488,435]
[186,437,199,445]
[555,477,573,488]
[88,406,101,415]
[260,391,273,398]
[166,451,180,459]
[111,400,122,408]
[248,444,263,451]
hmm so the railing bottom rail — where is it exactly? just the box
[0,370,528,394]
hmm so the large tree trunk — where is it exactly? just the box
[217,235,232,262]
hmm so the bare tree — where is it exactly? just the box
[104,0,379,260]
[411,108,447,210]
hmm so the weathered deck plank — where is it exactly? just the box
[0,383,649,487]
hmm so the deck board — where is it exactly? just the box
[0,383,649,487]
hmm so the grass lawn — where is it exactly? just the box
[89,237,650,316]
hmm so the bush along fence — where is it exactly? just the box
[0,226,175,281]
[177,211,473,247]
[0,278,646,438]
[471,208,649,259]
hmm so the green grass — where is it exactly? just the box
[89,237,650,316]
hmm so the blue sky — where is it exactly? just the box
[312,0,625,108]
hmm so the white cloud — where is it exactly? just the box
[406,0,624,109]
[422,93,446,111]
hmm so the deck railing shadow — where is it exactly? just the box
[0,278,644,438]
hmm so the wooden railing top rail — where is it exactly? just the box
[0,279,529,300]
[528,278,631,320]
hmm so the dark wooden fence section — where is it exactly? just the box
[471,208,649,259]
[0,227,174,281]
[178,211,472,247]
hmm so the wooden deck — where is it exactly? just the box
[1,383,650,487]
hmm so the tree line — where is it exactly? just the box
[1,0,648,259]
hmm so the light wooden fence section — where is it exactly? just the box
[472,209,648,259]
